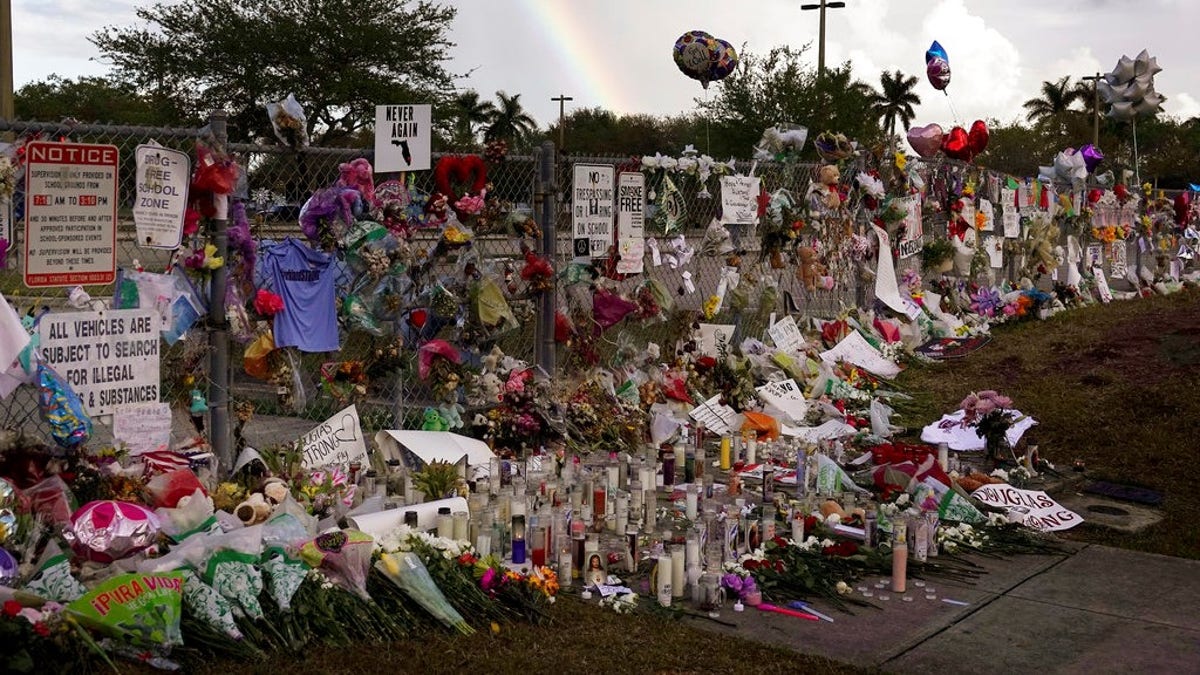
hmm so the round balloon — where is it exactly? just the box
[0,477,16,545]
[925,41,951,91]
[674,30,717,87]
[707,38,739,84]
[906,123,945,158]
[0,548,16,586]
[65,500,162,563]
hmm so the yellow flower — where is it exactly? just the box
[702,295,721,320]
[202,244,224,270]
[894,151,907,171]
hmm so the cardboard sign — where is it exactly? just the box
[971,483,1084,532]
[373,104,432,172]
[984,235,1004,268]
[1109,240,1128,280]
[615,172,645,274]
[897,196,924,259]
[819,331,900,379]
[38,308,162,416]
[756,378,807,422]
[719,175,761,225]
[299,404,369,468]
[23,141,119,287]
[688,394,737,435]
[572,164,616,258]
[696,322,735,358]
[132,144,190,249]
[112,402,173,455]
[767,314,804,352]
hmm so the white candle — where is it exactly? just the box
[685,538,701,569]
[644,488,657,532]
[476,533,491,557]
[615,493,629,535]
[671,546,686,598]
[685,485,699,520]
[452,511,469,541]
[937,443,949,472]
[607,463,620,491]
[746,437,757,465]
[656,555,673,606]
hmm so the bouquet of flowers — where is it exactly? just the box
[960,390,1018,460]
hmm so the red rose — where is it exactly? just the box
[3,600,21,617]
[773,560,785,573]
[743,559,760,570]
[34,622,51,637]
[696,355,717,370]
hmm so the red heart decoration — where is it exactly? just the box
[941,126,972,161]
[967,120,989,157]
[433,155,489,213]
[409,308,428,329]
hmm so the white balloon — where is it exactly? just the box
[1123,78,1151,101]
[1098,80,1121,104]
[1134,94,1164,116]
[1133,49,1162,77]
[1110,55,1136,83]
[1038,166,1057,183]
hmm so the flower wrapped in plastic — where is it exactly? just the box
[375,551,473,634]
[299,529,374,601]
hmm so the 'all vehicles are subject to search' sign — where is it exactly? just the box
[23,141,119,288]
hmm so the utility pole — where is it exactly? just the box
[800,0,847,79]
[1081,72,1102,147]
[1,0,14,126]
[551,94,573,152]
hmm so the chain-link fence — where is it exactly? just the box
[0,115,1185,469]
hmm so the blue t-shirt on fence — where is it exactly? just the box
[263,238,340,352]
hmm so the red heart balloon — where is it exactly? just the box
[433,155,489,213]
[968,120,989,157]
[941,126,972,161]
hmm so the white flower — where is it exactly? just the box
[836,581,851,595]
[819,538,835,548]
[990,468,1009,482]
[825,513,842,526]
[896,493,911,506]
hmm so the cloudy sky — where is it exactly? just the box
[11,0,1199,133]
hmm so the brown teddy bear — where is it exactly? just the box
[817,164,842,210]
[796,246,828,292]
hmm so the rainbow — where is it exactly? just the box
[517,0,633,113]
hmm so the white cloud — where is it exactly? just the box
[1166,92,1200,121]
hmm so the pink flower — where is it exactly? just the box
[310,471,326,485]
[960,393,979,410]
[978,390,998,399]
[976,399,997,416]
[994,395,1012,408]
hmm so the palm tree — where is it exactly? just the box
[484,91,538,146]
[451,90,495,147]
[1023,77,1080,127]
[870,70,921,138]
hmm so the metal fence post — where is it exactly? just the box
[535,141,557,379]
[206,110,232,476]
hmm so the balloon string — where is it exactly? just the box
[944,91,963,127]
[1132,116,1140,186]
[705,88,712,156]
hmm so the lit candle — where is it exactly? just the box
[671,545,686,598]
[891,522,908,593]
[511,514,527,564]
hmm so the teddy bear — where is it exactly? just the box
[337,157,377,207]
[796,246,827,292]
[807,164,842,213]
[422,407,451,431]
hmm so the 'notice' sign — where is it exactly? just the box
[39,308,162,416]
[23,141,119,287]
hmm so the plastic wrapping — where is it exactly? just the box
[243,330,275,380]
[65,500,161,563]
[37,364,91,448]
[298,529,374,601]
[266,93,310,149]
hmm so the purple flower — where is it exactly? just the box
[721,573,744,593]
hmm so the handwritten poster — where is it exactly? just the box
[719,175,761,225]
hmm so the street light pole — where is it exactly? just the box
[1082,72,1101,147]
[800,0,847,79]
[551,94,573,152]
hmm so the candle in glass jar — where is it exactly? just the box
[644,488,657,532]
[685,531,701,569]
[511,515,527,564]
[746,436,757,465]
[475,533,491,557]
[606,460,620,492]
[662,448,676,488]
[625,527,639,573]
[695,446,706,481]
[937,443,949,472]
[593,484,606,521]
[670,546,686,598]
[685,484,699,520]
[720,436,732,470]
[436,507,453,539]
[655,555,673,606]
[452,510,469,542]
[531,526,547,567]
[615,492,629,534]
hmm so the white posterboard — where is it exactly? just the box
[300,404,369,468]
[373,104,432,172]
[112,402,173,455]
[38,308,161,416]
[756,378,807,423]
[615,172,645,274]
[719,175,761,225]
[767,314,804,352]
[23,141,119,287]
[132,144,190,249]
[572,164,616,258]
[971,483,1083,532]
[819,331,901,379]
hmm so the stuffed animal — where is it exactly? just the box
[817,165,842,210]
[422,407,450,432]
[796,246,823,292]
[437,403,465,430]
[337,158,377,207]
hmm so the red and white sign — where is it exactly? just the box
[23,141,119,287]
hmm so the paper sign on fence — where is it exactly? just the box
[756,379,807,423]
[112,402,172,455]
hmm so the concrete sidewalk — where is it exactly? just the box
[692,543,1200,673]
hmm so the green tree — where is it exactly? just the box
[1023,77,1080,129]
[484,91,538,148]
[702,46,879,160]
[450,90,496,149]
[90,0,458,145]
[14,75,182,125]
[870,69,921,139]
